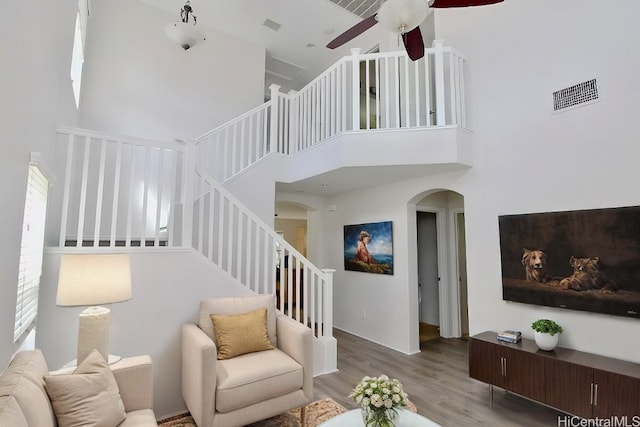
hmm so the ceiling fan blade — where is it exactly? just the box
[402,26,425,61]
[326,15,378,49]
[430,0,503,7]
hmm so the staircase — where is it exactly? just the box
[46,40,468,374]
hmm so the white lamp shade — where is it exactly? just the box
[165,22,206,50]
[377,0,429,34]
[57,254,132,306]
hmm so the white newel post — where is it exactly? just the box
[181,140,196,248]
[433,40,446,126]
[350,48,361,131]
[269,84,281,154]
[319,268,337,374]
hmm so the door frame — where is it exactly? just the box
[450,208,466,337]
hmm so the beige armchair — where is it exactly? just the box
[181,294,313,427]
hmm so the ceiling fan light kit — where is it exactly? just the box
[376,0,429,34]
[165,1,206,50]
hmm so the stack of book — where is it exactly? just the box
[497,330,522,343]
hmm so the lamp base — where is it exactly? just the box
[77,306,111,364]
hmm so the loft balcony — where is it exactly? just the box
[195,41,472,192]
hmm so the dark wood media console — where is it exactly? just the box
[469,331,640,419]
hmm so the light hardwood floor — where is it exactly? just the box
[314,329,566,426]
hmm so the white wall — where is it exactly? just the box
[323,182,422,354]
[0,0,79,368]
[318,0,640,362]
[276,193,327,268]
[36,250,251,418]
[78,0,266,141]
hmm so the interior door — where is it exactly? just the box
[417,211,439,326]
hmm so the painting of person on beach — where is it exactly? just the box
[344,221,393,275]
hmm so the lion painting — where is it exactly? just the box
[559,256,617,292]
[522,248,550,283]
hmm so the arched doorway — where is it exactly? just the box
[410,189,468,349]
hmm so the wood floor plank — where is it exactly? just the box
[314,329,566,426]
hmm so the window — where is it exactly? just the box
[70,11,85,108]
[14,164,49,343]
[70,1,89,108]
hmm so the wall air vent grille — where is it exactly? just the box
[553,79,599,112]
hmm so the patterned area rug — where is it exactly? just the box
[157,398,346,427]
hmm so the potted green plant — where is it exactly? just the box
[531,319,563,351]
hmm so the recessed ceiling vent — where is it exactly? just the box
[553,78,599,112]
[330,0,379,18]
[262,19,282,31]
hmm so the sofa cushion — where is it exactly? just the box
[215,348,303,413]
[0,349,56,427]
[44,349,126,427]
[0,396,28,427]
[119,409,158,427]
[199,294,277,346]
[211,308,274,360]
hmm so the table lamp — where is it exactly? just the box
[56,253,132,364]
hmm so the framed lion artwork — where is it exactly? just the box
[499,205,640,319]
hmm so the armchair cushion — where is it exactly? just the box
[43,350,126,427]
[211,308,274,360]
[199,294,277,346]
[215,348,303,413]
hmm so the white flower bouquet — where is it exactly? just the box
[349,374,409,427]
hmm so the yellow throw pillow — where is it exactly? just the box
[43,349,126,427]
[211,308,274,360]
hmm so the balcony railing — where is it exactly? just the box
[195,40,467,182]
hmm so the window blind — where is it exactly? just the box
[14,165,49,342]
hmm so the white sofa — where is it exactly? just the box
[0,349,157,426]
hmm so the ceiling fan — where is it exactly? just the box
[326,0,504,61]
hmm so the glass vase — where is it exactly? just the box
[360,406,399,427]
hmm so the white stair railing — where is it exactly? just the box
[52,126,334,339]
[54,126,189,248]
[191,169,334,337]
[195,40,467,182]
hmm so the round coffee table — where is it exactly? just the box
[318,408,441,427]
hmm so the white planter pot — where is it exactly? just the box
[534,331,559,351]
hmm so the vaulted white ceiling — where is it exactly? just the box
[138,0,386,94]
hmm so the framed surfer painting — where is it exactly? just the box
[344,221,393,275]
